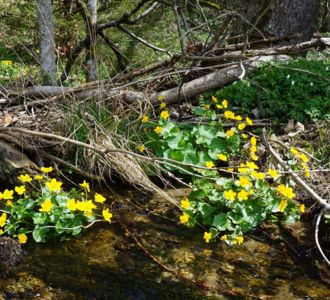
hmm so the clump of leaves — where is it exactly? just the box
[204,59,330,122]
[140,97,307,244]
[0,167,112,244]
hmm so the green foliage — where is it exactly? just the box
[0,60,23,83]
[204,59,330,122]
[143,99,305,244]
[0,169,112,244]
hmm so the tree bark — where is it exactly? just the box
[36,0,57,86]
[232,0,321,44]
[86,0,98,82]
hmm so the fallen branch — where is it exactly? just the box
[315,208,330,266]
[7,55,289,109]
[261,129,330,210]
[0,133,104,182]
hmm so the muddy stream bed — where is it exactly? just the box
[0,188,329,299]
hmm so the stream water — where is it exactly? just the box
[0,189,329,299]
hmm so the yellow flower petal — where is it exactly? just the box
[18,233,27,244]
[203,231,212,243]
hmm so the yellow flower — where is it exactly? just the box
[40,166,53,173]
[180,212,190,224]
[80,180,90,193]
[0,229,3,235]
[160,102,167,109]
[228,168,234,172]
[226,129,235,137]
[76,200,96,215]
[46,179,62,193]
[137,145,145,152]
[290,147,299,156]
[180,198,190,209]
[222,99,228,108]
[102,208,113,222]
[246,161,259,170]
[0,213,7,227]
[2,189,13,200]
[238,176,252,188]
[154,126,163,134]
[39,199,53,213]
[34,175,43,181]
[94,193,106,204]
[236,236,244,245]
[277,184,295,199]
[237,189,249,201]
[300,204,305,213]
[279,199,288,212]
[18,174,32,183]
[220,235,228,241]
[142,115,149,123]
[305,170,311,178]
[251,154,259,161]
[250,145,257,153]
[246,117,253,126]
[238,163,249,174]
[241,133,248,139]
[238,123,246,130]
[203,104,210,110]
[1,60,12,65]
[203,232,212,243]
[251,171,266,180]
[6,200,13,206]
[224,110,235,120]
[205,161,215,168]
[250,136,257,146]
[268,169,279,179]
[217,153,228,161]
[298,153,309,163]
[157,95,165,102]
[67,199,77,211]
[18,233,27,244]
[15,185,26,196]
[160,110,170,120]
[235,115,243,121]
[224,189,236,201]
[216,104,223,109]
[211,96,218,103]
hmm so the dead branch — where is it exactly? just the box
[117,25,169,54]
[261,129,330,210]
[189,37,330,62]
[315,208,330,266]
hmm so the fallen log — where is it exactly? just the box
[5,54,289,111]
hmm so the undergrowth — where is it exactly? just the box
[204,58,330,123]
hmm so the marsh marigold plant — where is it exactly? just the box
[0,168,113,244]
[142,98,304,245]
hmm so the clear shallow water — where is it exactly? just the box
[0,190,329,299]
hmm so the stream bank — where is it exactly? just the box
[0,188,329,299]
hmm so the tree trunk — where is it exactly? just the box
[86,0,98,82]
[36,0,57,85]
[232,0,321,44]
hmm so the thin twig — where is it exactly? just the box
[269,138,322,163]
[315,208,330,266]
[118,25,170,54]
